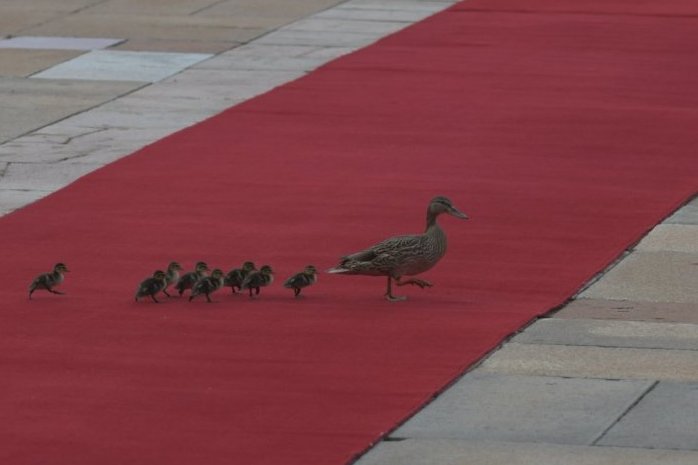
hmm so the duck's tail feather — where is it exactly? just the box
[326,267,349,274]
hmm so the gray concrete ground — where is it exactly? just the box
[1,1,696,464]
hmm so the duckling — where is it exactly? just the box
[189,269,225,303]
[163,261,183,297]
[28,262,69,299]
[175,261,209,296]
[135,270,168,303]
[224,261,256,294]
[240,265,274,297]
[283,265,318,297]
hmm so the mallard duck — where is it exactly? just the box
[240,265,274,297]
[283,265,318,297]
[28,262,69,299]
[189,268,225,303]
[163,261,183,297]
[175,261,209,296]
[224,261,256,294]
[328,196,468,301]
[135,270,168,303]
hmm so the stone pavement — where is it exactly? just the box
[2,1,697,464]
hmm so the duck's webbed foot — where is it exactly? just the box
[385,292,407,302]
[396,277,432,289]
[385,277,407,302]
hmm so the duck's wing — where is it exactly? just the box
[343,234,420,260]
[332,234,423,275]
[284,273,312,289]
[137,278,159,296]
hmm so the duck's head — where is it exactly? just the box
[242,261,256,271]
[167,261,183,272]
[210,269,225,279]
[304,265,317,275]
[152,270,167,280]
[260,265,273,275]
[54,263,69,273]
[195,261,210,272]
[429,196,468,220]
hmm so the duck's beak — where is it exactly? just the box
[448,206,469,220]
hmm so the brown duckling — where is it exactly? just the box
[240,265,274,298]
[29,263,69,299]
[224,261,256,294]
[163,261,183,297]
[283,265,318,297]
[189,269,225,303]
[175,261,209,296]
[135,270,168,303]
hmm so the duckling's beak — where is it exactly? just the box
[448,206,469,220]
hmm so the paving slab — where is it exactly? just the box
[635,224,698,253]
[599,381,698,450]
[80,0,222,15]
[152,68,306,102]
[555,298,698,324]
[480,343,698,381]
[196,43,354,71]
[0,161,104,191]
[355,438,698,465]
[314,6,440,22]
[0,125,175,166]
[513,318,698,350]
[0,0,102,11]
[580,251,698,304]
[391,372,652,445]
[22,13,269,43]
[193,0,346,18]
[0,77,143,143]
[61,102,212,131]
[0,49,82,77]
[284,17,409,35]
[665,197,698,224]
[255,28,386,48]
[32,50,213,82]
[0,9,60,36]
[342,0,458,11]
[112,38,237,54]
[0,36,124,50]
[0,188,52,216]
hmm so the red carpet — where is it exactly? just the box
[2,1,698,464]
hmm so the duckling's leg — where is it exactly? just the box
[294,288,301,297]
[255,287,261,295]
[163,288,171,298]
[150,294,159,303]
[205,292,212,303]
[396,277,433,289]
[385,277,407,302]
